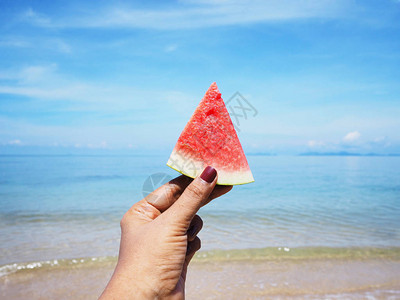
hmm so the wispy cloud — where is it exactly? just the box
[307,140,325,148]
[343,131,361,143]
[0,115,182,149]
[52,39,72,54]
[304,131,399,154]
[0,64,196,148]
[165,44,178,52]
[20,0,351,30]
[20,7,51,26]
[0,36,72,54]
[0,38,31,48]
[369,136,391,148]
[18,64,58,83]
[6,139,23,146]
[0,64,197,117]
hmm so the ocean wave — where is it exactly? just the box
[0,256,117,278]
[2,247,400,278]
[0,211,122,225]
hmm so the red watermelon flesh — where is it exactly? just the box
[167,82,254,185]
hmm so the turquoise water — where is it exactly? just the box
[0,155,399,266]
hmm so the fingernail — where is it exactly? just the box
[200,166,217,183]
[187,225,195,237]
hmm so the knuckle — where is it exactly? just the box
[132,201,160,221]
[120,213,128,228]
[163,184,176,203]
[186,183,205,200]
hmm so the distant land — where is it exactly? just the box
[299,151,400,157]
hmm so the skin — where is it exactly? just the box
[99,172,232,299]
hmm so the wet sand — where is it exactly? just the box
[1,257,400,299]
[187,259,400,299]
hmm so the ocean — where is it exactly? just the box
[1,154,400,298]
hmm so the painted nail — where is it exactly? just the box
[187,225,195,237]
[200,166,217,183]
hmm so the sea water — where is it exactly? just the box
[0,155,399,270]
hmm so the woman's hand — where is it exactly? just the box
[100,166,232,299]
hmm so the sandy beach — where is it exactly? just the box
[1,252,400,299]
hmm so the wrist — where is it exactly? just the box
[100,268,158,300]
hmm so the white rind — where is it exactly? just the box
[167,149,254,185]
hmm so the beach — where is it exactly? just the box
[1,155,400,299]
[1,248,400,299]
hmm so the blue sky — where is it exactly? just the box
[0,0,399,154]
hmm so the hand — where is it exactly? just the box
[99,166,232,299]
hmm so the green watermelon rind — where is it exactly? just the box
[166,161,255,186]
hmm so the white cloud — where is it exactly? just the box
[21,0,351,30]
[371,136,391,148]
[165,44,178,52]
[304,134,397,154]
[0,85,86,100]
[0,64,133,105]
[0,64,59,83]
[0,36,72,54]
[86,141,108,149]
[0,83,193,116]
[21,8,51,26]
[0,38,31,48]
[0,115,181,149]
[19,64,58,83]
[53,40,72,54]
[307,140,325,147]
[0,65,201,118]
[373,136,386,143]
[343,131,361,142]
[7,139,23,145]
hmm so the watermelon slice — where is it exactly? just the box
[167,82,254,185]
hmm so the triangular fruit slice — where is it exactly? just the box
[167,82,254,185]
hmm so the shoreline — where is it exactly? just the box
[2,246,400,278]
[1,247,400,299]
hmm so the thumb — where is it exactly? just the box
[163,166,217,229]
